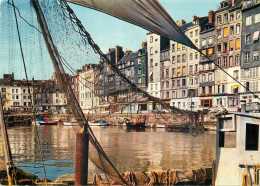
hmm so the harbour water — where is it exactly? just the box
[0,125,216,181]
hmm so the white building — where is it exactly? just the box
[78,64,100,114]
[10,82,22,111]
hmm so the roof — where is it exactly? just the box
[117,51,139,66]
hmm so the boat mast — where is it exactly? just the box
[0,93,16,185]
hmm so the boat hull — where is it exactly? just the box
[126,122,145,129]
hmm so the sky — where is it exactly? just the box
[70,0,221,53]
[0,0,221,79]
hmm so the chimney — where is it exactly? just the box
[176,19,186,27]
[208,10,215,24]
[125,50,132,55]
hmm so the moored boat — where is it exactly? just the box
[126,117,146,129]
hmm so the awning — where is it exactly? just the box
[253,31,260,41]
[232,85,238,89]
[66,0,198,50]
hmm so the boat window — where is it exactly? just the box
[246,123,259,151]
[219,131,236,148]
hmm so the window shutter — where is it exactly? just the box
[236,38,241,49]
[224,27,228,37]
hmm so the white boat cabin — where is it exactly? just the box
[215,113,260,185]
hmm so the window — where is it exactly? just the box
[172,80,175,88]
[182,79,186,86]
[235,38,240,50]
[177,43,181,51]
[208,48,213,55]
[190,78,193,85]
[217,44,221,53]
[182,66,186,75]
[177,55,181,63]
[195,29,198,36]
[177,67,181,77]
[223,27,228,37]
[223,57,227,67]
[223,42,227,52]
[230,25,234,35]
[172,56,175,64]
[150,36,153,43]
[217,29,221,38]
[209,73,213,81]
[233,70,239,79]
[230,14,234,22]
[190,31,193,38]
[245,124,259,151]
[245,52,250,62]
[182,90,186,97]
[166,69,169,78]
[224,14,228,22]
[209,37,213,45]
[138,67,141,74]
[253,50,259,61]
[217,16,222,24]
[190,53,193,60]
[150,59,153,67]
[195,64,198,73]
[245,34,251,45]
[150,47,153,55]
[246,16,252,26]
[189,65,193,75]
[202,49,206,56]
[166,81,169,88]
[236,11,240,20]
[195,39,198,47]
[229,56,234,66]
[236,24,240,35]
[1,88,6,93]
[172,44,175,52]
[222,84,226,93]
[195,52,199,59]
[230,40,234,51]
[253,31,260,42]
[177,80,180,86]
[235,55,240,65]
[182,45,186,50]
[182,54,186,62]
[202,39,206,47]
[255,13,260,23]
[172,91,176,98]
[172,68,175,76]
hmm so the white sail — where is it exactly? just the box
[66,0,198,50]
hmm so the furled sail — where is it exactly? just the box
[66,0,198,50]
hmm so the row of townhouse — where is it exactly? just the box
[74,43,149,114]
[0,73,67,113]
[72,0,259,114]
[146,0,260,112]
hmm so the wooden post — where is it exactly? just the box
[75,127,89,186]
[0,93,15,185]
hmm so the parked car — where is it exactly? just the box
[246,102,260,112]
[209,105,227,113]
[152,109,166,114]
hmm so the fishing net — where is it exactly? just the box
[0,0,202,183]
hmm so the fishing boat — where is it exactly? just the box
[38,112,57,125]
[89,120,109,126]
[125,117,146,129]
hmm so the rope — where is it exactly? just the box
[11,0,48,183]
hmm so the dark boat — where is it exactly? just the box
[125,117,146,129]
[39,121,57,125]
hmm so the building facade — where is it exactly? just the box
[240,0,260,103]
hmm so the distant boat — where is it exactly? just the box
[126,117,146,129]
[38,121,57,125]
[38,112,57,125]
[89,120,109,126]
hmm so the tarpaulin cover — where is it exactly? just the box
[66,0,198,50]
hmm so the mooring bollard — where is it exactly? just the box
[75,128,89,186]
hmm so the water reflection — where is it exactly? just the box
[0,126,216,181]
